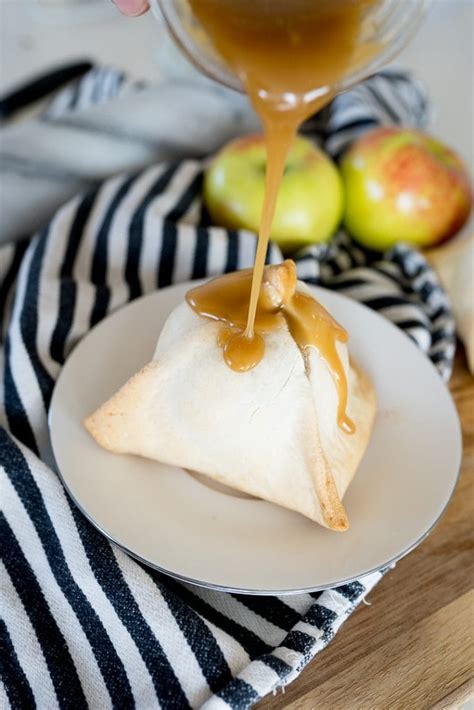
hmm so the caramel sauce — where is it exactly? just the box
[186,0,380,431]
[187,261,355,433]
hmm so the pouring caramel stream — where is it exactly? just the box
[186,0,379,431]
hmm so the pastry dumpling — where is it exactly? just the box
[85,262,376,530]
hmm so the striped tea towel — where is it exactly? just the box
[0,68,455,709]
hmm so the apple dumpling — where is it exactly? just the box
[85,261,376,530]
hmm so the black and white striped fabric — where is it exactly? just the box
[42,66,130,120]
[0,68,455,709]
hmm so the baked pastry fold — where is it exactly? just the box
[85,266,376,531]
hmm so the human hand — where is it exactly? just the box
[113,0,150,17]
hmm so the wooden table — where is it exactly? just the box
[259,347,474,710]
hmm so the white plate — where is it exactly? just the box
[49,282,462,594]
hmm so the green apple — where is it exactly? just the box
[341,127,472,251]
[203,134,344,252]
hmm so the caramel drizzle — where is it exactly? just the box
[185,0,379,434]
[188,0,380,360]
[186,262,355,433]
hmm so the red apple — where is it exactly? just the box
[341,127,472,250]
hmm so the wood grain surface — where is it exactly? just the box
[259,346,474,710]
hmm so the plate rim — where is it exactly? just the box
[48,281,463,595]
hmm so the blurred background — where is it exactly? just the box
[0,0,473,172]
